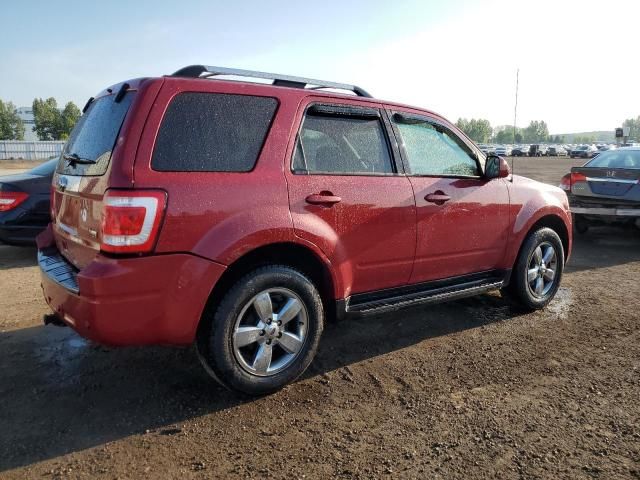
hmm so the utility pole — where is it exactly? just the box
[512,68,519,176]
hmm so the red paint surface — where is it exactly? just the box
[40,75,572,346]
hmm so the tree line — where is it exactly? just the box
[455,118,564,144]
[0,98,81,141]
[455,117,640,145]
[622,116,640,141]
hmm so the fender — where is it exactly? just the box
[502,175,572,268]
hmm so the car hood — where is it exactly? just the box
[512,174,568,198]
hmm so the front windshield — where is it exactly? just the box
[586,150,640,169]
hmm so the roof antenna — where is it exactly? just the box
[511,67,519,181]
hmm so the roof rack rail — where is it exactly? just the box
[170,65,372,98]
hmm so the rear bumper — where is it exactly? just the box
[39,245,226,346]
[571,206,640,216]
[0,225,44,245]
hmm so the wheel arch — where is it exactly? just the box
[513,214,570,270]
[197,242,338,339]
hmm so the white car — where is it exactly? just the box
[494,145,512,156]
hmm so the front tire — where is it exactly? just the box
[197,265,324,395]
[507,227,564,310]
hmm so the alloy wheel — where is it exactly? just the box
[526,241,558,298]
[232,288,308,376]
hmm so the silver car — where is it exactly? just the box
[560,147,640,233]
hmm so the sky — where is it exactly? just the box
[2,0,639,134]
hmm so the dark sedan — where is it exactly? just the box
[560,147,640,233]
[0,159,56,245]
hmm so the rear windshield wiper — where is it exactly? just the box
[63,152,96,165]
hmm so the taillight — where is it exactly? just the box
[559,172,588,191]
[0,191,29,212]
[100,190,166,253]
[570,172,588,184]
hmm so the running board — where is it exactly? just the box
[344,271,509,315]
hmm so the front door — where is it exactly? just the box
[285,99,416,297]
[389,110,510,284]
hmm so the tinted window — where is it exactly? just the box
[152,93,277,172]
[587,150,640,169]
[58,92,135,176]
[393,117,479,176]
[293,112,393,174]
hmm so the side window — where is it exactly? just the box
[152,93,278,172]
[393,114,479,177]
[292,107,394,174]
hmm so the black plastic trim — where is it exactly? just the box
[114,83,130,103]
[342,269,510,315]
[291,102,399,176]
[81,97,94,114]
[38,248,79,294]
[308,104,380,119]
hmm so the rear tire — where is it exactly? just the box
[507,227,564,310]
[197,265,324,396]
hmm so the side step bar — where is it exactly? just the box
[344,271,509,316]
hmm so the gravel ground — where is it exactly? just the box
[0,156,639,479]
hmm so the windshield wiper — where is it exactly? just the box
[63,152,96,165]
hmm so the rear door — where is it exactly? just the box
[52,88,137,269]
[285,99,416,296]
[389,110,510,284]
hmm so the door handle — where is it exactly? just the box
[305,193,342,205]
[424,191,451,205]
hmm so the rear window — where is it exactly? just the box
[587,150,640,169]
[57,92,135,176]
[152,93,278,172]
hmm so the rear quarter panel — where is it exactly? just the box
[132,78,300,264]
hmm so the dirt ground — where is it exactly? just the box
[0,160,48,176]
[1,156,639,479]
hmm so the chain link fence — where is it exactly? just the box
[0,141,65,160]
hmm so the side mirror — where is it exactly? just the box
[485,154,511,179]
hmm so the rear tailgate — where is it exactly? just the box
[52,87,137,269]
[570,166,640,201]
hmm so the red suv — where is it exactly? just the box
[38,65,572,395]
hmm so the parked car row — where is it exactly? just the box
[479,143,626,158]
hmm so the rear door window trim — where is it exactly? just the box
[291,101,404,177]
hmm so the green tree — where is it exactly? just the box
[0,100,25,140]
[33,98,81,140]
[622,116,640,141]
[59,102,81,140]
[456,118,492,143]
[493,126,522,144]
[33,97,60,140]
[523,120,549,143]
